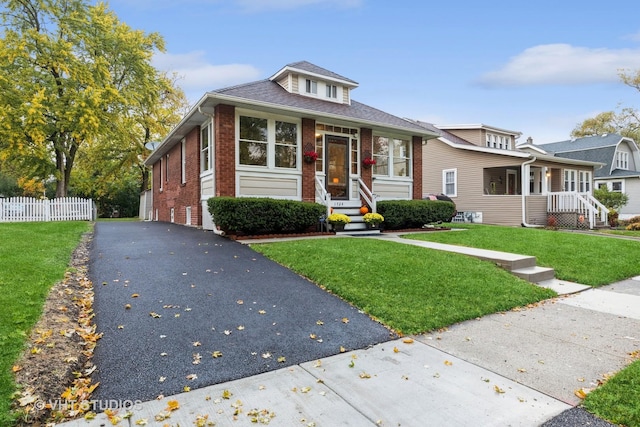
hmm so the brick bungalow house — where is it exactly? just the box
[143,61,439,230]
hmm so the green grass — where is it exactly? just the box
[403,224,640,286]
[583,360,640,426]
[0,221,90,425]
[252,238,555,334]
[599,228,640,238]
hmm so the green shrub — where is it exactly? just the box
[208,197,325,235]
[377,200,455,230]
[626,215,640,225]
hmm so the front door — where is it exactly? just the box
[326,135,349,200]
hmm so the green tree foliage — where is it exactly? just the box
[0,0,186,197]
[594,185,629,210]
[571,70,640,141]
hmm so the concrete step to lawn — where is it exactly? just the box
[511,266,556,283]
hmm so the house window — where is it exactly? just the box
[181,139,186,184]
[579,171,591,193]
[315,133,324,172]
[616,151,629,170]
[564,169,576,191]
[612,181,623,192]
[165,154,170,182]
[201,124,211,172]
[239,116,268,166]
[443,169,457,197]
[239,114,299,168]
[326,84,337,99]
[274,121,297,168]
[372,135,411,177]
[305,79,317,94]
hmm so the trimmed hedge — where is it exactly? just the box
[377,200,456,230]
[207,197,325,235]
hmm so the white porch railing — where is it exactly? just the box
[0,197,95,222]
[547,192,608,229]
[314,176,332,219]
[355,177,377,213]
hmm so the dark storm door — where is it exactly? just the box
[326,135,349,200]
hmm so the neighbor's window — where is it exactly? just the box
[616,151,629,170]
[612,181,623,192]
[239,116,268,166]
[200,124,211,172]
[564,169,576,191]
[443,168,457,197]
[579,170,591,192]
[274,121,297,168]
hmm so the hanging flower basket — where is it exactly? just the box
[303,150,318,163]
[362,157,376,168]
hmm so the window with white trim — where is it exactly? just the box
[579,170,591,192]
[616,151,629,170]
[372,135,411,177]
[486,133,512,150]
[443,169,457,197]
[181,139,186,184]
[159,157,163,191]
[238,114,299,168]
[326,84,337,99]
[564,169,576,191]
[612,181,623,192]
[305,79,317,94]
[201,124,211,172]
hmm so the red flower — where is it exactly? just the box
[363,157,376,165]
[303,151,318,161]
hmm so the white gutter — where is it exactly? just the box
[521,156,542,228]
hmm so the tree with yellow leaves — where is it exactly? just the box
[0,0,186,197]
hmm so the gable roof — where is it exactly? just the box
[533,134,640,178]
[270,61,358,87]
[146,62,438,165]
[409,119,604,167]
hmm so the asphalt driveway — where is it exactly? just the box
[89,222,394,403]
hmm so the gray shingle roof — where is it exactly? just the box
[537,134,622,153]
[536,134,640,178]
[213,79,431,134]
[282,61,358,85]
[409,120,475,146]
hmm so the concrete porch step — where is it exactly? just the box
[511,266,556,283]
[336,228,381,236]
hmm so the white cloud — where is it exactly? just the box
[232,0,362,11]
[477,44,640,87]
[153,52,262,101]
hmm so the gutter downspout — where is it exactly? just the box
[198,106,224,236]
[521,156,542,228]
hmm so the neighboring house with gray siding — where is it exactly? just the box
[412,121,607,228]
[525,134,640,219]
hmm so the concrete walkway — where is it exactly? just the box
[57,232,640,427]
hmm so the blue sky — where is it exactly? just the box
[107,0,640,144]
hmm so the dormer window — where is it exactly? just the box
[305,79,317,94]
[326,84,337,99]
[486,133,512,150]
[616,151,629,170]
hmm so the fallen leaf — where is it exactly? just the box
[258,310,266,315]
[11,365,22,373]
[393,347,399,353]
[159,377,166,383]
[316,320,324,325]
[237,300,244,305]
[183,386,191,392]
[301,386,311,393]
[131,293,139,298]
[166,400,180,411]
[574,388,590,399]
[277,356,286,363]
[224,330,231,335]
[150,312,161,318]
[339,346,346,353]
[212,351,223,358]
[359,372,371,379]
[186,374,198,380]
[517,368,527,373]
[444,360,453,366]
[262,352,272,359]
[402,338,414,344]
[494,385,505,394]
[193,341,201,347]
[309,334,317,339]
[222,389,233,399]
[342,317,349,324]
[237,325,245,330]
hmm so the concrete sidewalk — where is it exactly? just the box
[57,232,640,427]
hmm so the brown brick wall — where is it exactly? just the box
[301,118,316,202]
[215,104,236,197]
[152,127,201,225]
[412,135,423,200]
[360,128,373,197]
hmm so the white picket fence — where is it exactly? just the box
[0,197,95,222]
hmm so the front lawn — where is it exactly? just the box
[0,221,89,425]
[404,224,640,286]
[252,238,555,334]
